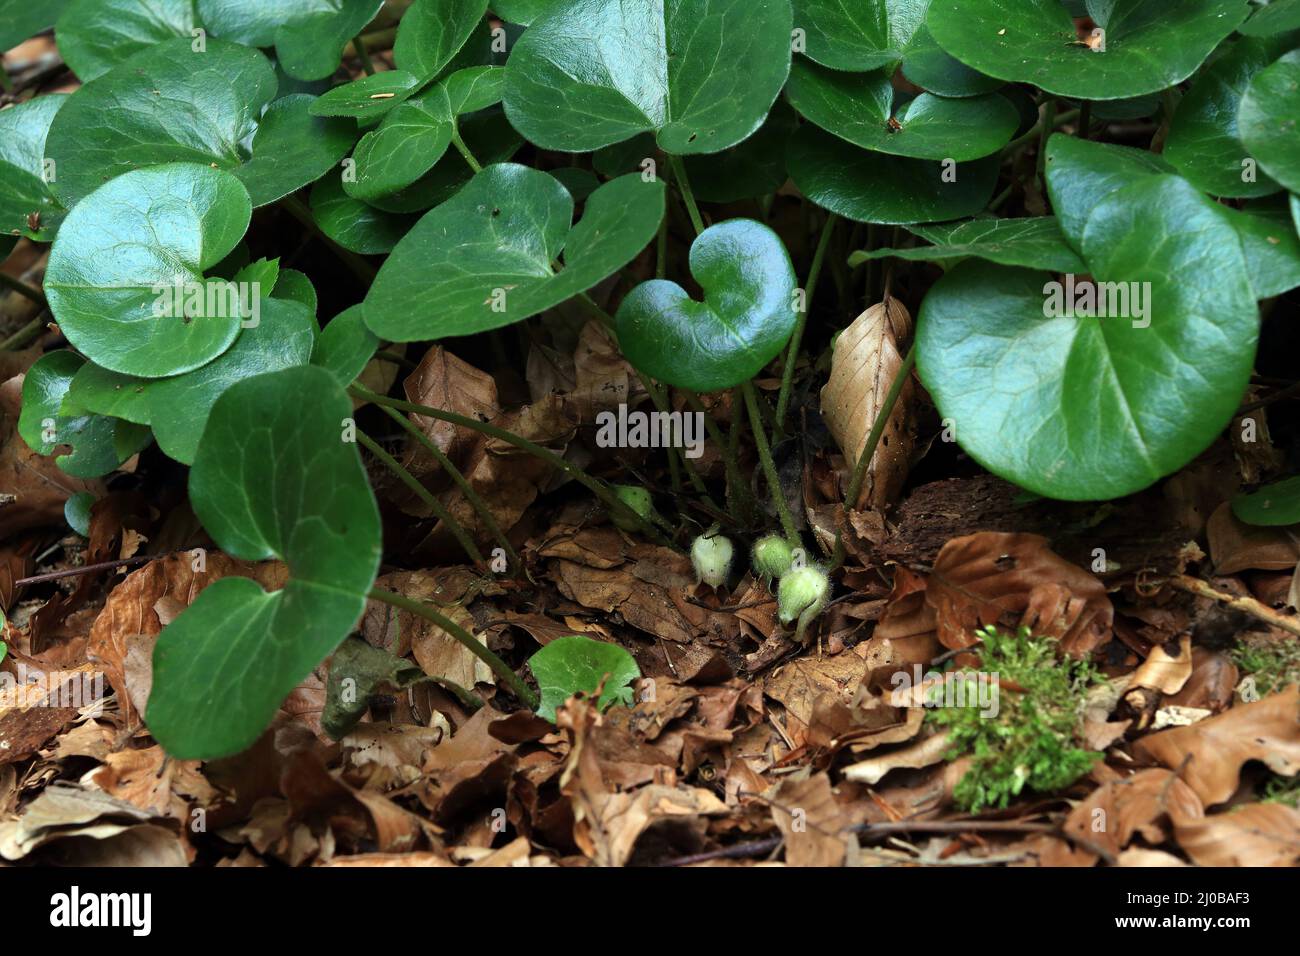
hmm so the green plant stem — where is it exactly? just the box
[742,381,798,545]
[356,429,485,565]
[279,195,377,285]
[451,124,483,173]
[372,401,521,572]
[1036,98,1057,185]
[368,587,539,709]
[353,34,376,75]
[831,342,916,568]
[668,154,705,236]
[424,675,483,711]
[0,270,47,308]
[375,349,418,371]
[774,211,837,436]
[350,384,670,545]
[0,316,45,352]
[656,212,669,279]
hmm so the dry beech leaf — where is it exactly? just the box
[842,730,951,785]
[926,532,1113,655]
[1060,768,1203,864]
[1172,802,1300,866]
[1134,685,1300,806]
[773,773,849,867]
[402,345,499,478]
[1206,501,1300,574]
[820,298,915,510]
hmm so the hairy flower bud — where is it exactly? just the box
[778,564,830,642]
[691,533,734,588]
[751,534,794,580]
[609,484,654,532]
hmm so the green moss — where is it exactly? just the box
[929,625,1101,813]
[1231,637,1300,698]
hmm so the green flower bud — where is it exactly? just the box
[751,534,794,580]
[691,533,734,588]
[778,564,830,642]
[609,484,654,532]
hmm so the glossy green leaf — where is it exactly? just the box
[788,125,999,224]
[1044,134,1173,248]
[146,299,317,465]
[147,365,382,759]
[917,176,1258,500]
[365,164,664,341]
[344,66,503,201]
[55,0,195,81]
[503,0,793,155]
[0,1,70,51]
[0,94,68,241]
[850,217,1085,272]
[45,164,253,378]
[927,0,1250,100]
[44,38,277,210]
[308,70,422,120]
[1165,36,1290,198]
[64,491,94,536]
[786,59,1017,161]
[1239,49,1300,194]
[1240,0,1300,36]
[901,23,1004,97]
[1233,476,1300,525]
[1231,195,1300,298]
[272,268,318,320]
[18,351,152,478]
[393,0,488,78]
[238,94,357,207]
[491,0,563,24]
[197,0,383,80]
[682,100,797,202]
[616,219,796,391]
[311,172,416,254]
[312,305,378,385]
[63,362,152,425]
[790,0,927,71]
[529,635,641,722]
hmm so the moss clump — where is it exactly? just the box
[929,625,1101,813]
[1231,637,1300,698]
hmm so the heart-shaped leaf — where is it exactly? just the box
[927,0,1250,100]
[503,0,793,155]
[308,70,422,120]
[393,0,488,79]
[234,94,357,207]
[1165,35,1291,198]
[18,351,152,478]
[1239,49,1300,194]
[63,363,152,425]
[365,164,664,341]
[147,365,382,759]
[788,125,1000,224]
[529,635,641,722]
[45,163,253,378]
[55,0,196,81]
[1233,476,1300,525]
[312,305,378,385]
[1232,196,1300,298]
[786,59,1017,161]
[344,66,503,202]
[791,0,928,71]
[615,219,796,391]
[901,22,1004,97]
[1240,0,1300,36]
[850,217,1085,272]
[917,176,1258,500]
[0,2,69,51]
[0,94,68,241]
[197,0,383,80]
[44,38,277,209]
[146,299,317,464]
[311,172,417,254]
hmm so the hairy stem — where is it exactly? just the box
[356,429,484,565]
[0,270,47,308]
[368,587,539,708]
[774,211,837,436]
[742,381,798,544]
[451,124,483,173]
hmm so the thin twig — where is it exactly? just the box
[1167,574,1300,637]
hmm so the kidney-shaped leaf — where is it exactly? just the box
[788,125,999,224]
[309,70,422,120]
[365,164,664,341]
[1240,0,1300,36]
[616,219,796,391]
[917,176,1259,500]
[197,0,383,80]
[786,59,1017,161]
[18,351,152,478]
[927,0,1250,100]
[791,0,927,71]
[503,0,792,155]
[393,0,488,79]
[1239,49,1300,194]
[1233,476,1300,526]
[529,635,641,722]
[147,365,382,759]
[45,164,253,378]
[55,0,196,81]
[0,94,68,241]
[234,94,357,207]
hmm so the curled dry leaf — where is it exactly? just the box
[1172,802,1300,867]
[1134,685,1300,806]
[820,298,915,510]
[1060,768,1204,864]
[1207,501,1300,573]
[773,772,850,866]
[927,532,1113,655]
[842,730,952,785]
